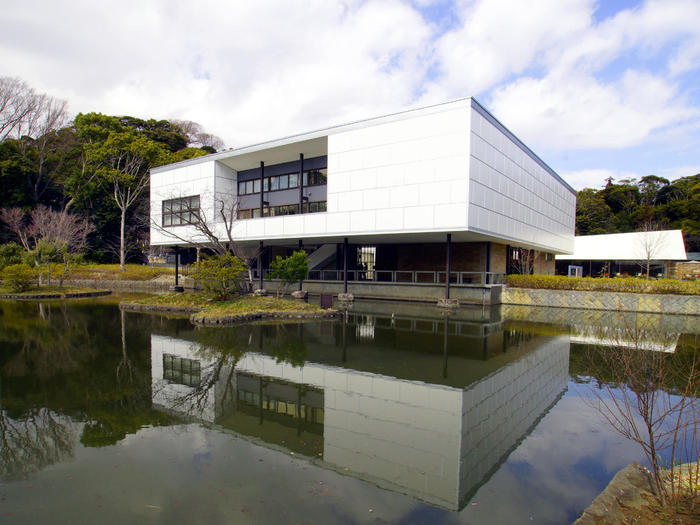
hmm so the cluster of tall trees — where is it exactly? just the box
[576,174,700,251]
[0,76,223,265]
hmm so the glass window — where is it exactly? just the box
[270,176,279,191]
[279,175,288,190]
[238,182,245,195]
[253,179,261,193]
[162,195,201,227]
[263,178,269,192]
[246,180,254,194]
[289,173,298,188]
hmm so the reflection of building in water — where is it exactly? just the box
[502,304,690,353]
[151,320,568,511]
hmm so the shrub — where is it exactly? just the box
[505,274,700,295]
[192,254,246,299]
[0,242,24,271]
[1,263,39,292]
[269,250,309,296]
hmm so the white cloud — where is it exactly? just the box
[0,0,698,163]
[0,0,432,146]
[489,69,697,150]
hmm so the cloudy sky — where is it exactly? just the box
[2,0,699,189]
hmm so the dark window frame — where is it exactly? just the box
[237,169,327,196]
[162,195,200,227]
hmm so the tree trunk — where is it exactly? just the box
[120,207,126,271]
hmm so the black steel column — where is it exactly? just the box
[259,241,264,290]
[343,237,348,293]
[259,161,265,217]
[298,239,303,291]
[445,233,452,299]
[298,153,304,214]
[485,242,491,284]
[174,246,180,287]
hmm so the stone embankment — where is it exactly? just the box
[502,288,699,316]
[0,290,111,300]
[190,310,338,326]
[574,462,654,524]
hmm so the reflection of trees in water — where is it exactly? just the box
[160,323,309,419]
[0,302,175,458]
[0,301,95,379]
[0,407,79,481]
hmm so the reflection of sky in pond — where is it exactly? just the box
[0,297,696,524]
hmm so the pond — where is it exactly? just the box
[0,297,697,524]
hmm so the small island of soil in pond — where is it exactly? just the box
[119,292,337,326]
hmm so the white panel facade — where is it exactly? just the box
[150,98,575,252]
[467,106,576,253]
[326,101,470,234]
[151,161,222,246]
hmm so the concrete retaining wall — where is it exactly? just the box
[502,287,699,316]
[265,280,504,305]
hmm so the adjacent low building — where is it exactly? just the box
[150,98,576,302]
[555,230,688,278]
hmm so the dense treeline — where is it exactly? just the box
[576,175,700,251]
[0,77,222,263]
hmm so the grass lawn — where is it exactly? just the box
[129,293,326,317]
[68,264,174,281]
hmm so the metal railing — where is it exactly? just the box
[253,269,505,285]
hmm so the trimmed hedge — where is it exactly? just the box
[505,275,700,296]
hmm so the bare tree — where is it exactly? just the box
[636,224,668,279]
[0,77,40,142]
[0,207,31,250]
[584,324,699,505]
[1,205,93,285]
[510,247,541,275]
[170,119,225,150]
[153,191,239,256]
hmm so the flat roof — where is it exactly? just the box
[152,98,574,193]
[556,230,687,261]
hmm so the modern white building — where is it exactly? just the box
[150,98,576,301]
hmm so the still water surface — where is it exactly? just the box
[0,297,696,524]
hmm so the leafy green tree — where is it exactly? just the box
[269,250,309,296]
[576,189,614,235]
[75,113,173,270]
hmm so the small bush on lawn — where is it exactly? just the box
[0,242,24,271]
[269,250,309,296]
[1,263,39,292]
[505,274,699,295]
[192,254,247,300]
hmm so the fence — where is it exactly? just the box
[252,269,505,285]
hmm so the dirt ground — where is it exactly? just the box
[620,493,700,524]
